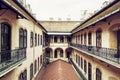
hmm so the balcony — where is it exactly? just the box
[0,48,26,77]
[70,43,120,65]
[50,42,68,47]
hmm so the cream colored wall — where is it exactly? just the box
[72,13,120,49]
[0,9,43,80]
[72,49,120,80]
[48,35,69,60]
[71,12,120,80]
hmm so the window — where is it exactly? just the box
[88,32,92,45]
[40,55,43,65]
[78,35,80,44]
[60,50,63,57]
[76,54,78,63]
[84,60,87,73]
[1,23,11,62]
[46,50,50,58]
[60,36,64,43]
[96,29,102,48]
[67,36,71,43]
[88,63,92,80]
[96,68,102,80]
[54,36,57,43]
[41,35,42,45]
[35,33,37,46]
[38,34,39,45]
[19,28,24,48]
[30,64,33,80]
[24,30,27,48]
[76,35,77,43]
[19,70,27,80]
[38,57,39,69]
[81,34,83,45]
[84,33,86,45]
[19,28,27,48]
[34,60,37,74]
[81,57,83,69]
[39,35,41,45]
[78,56,80,66]
[30,32,33,47]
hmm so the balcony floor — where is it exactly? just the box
[35,59,80,80]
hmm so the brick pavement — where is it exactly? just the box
[38,59,80,80]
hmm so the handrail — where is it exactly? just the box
[70,43,120,64]
[0,48,26,73]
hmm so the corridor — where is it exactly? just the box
[35,60,80,80]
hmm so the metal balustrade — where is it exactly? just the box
[0,48,26,75]
[70,43,120,64]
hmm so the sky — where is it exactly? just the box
[26,0,109,20]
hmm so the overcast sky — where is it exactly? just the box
[26,0,108,20]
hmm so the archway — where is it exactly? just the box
[54,48,63,58]
[65,48,73,59]
[45,48,53,58]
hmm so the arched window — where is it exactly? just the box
[38,57,40,69]
[84,33,86,45]
[54,36,57,43]
[41,35,42,45]
[78,56,80,66]
[60,36,64,43]
[84,60,87,73]
[40,55,43,65]
[88,63,92,80]
[1,23,11,62]
[24,30,27,48]
[81,57,83,69]
[19,70,27,80]
[35,33,37,46]
[38,34,39,45]
[67,36,71,43]
[96,68,102,80]
[96,29,102,48]
[76,54,78,63]
[88,32,92,45]
[19,28,27,48]
[34,60,37,74]
[19,28,24,48]
[81,34,83,45]
[46,50,50,58]
[30,32,33,47]
[30,64,33,80]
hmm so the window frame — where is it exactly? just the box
[96,68,102,80]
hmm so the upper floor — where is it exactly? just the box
[0,0,46,77]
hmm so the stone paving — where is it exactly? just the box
[35,59,80,80]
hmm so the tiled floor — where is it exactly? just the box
[36,59,80,80]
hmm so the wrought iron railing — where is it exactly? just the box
[69,58,87,80]
[0,48,26,74]
[70,43,120,64]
